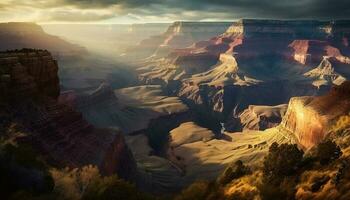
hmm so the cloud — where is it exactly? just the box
[48,10,116,22]
[61,0,160,8]
[0,0,349,23]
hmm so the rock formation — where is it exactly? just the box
[0,49,136,180]
[137,19,350,131]
[280,81,350,149]
[236,104,288,131]
[0,49,60,100]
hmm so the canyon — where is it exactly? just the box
[1,19,350,198]
[137,19,350,131]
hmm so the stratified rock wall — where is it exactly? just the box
[281,82,350,149]
[239,104,288,131]
[0,50,60,99]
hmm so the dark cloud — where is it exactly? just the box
[1,0,349,22]
[162,0,350,19]
[64,0,350,19]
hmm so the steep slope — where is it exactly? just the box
[0,49,136,180]
[0,49,60,99]
[280,81,350,149]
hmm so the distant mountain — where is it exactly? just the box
[42,23,170,56]
[0,22,86,57]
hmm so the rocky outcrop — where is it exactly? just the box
[238,104,288,131]
[0,49,60,100]
[0,23,86,56]
[288,40,350,65]
[0,50,136,180]
[281,81,350,149]
[304,57,348,88]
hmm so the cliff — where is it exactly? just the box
[223,19,333,38]
[238,104,288,131]
[0,49,60,100]
[0,50,136,180]
[281,81,350,149]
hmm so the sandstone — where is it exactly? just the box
[238,104,288,131]
[280,81,350,149]
[0,49,60,99]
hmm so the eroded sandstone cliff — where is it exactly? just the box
[237,104,288,131]
[281,82,350,149]
[0,50,60,99]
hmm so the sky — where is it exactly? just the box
[0,0,349,24]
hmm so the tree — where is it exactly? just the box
[315,140,342,165]
[263,142,304,178]
[260,143,304,200]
